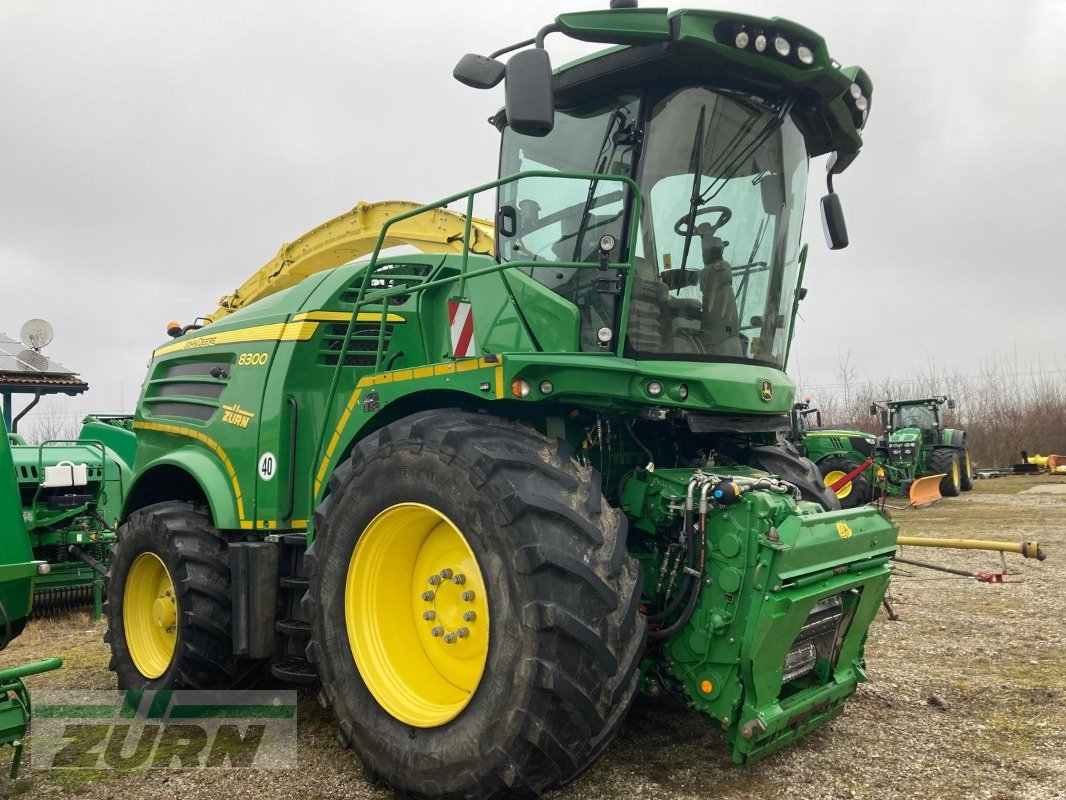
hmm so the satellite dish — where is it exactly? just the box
[20,318,54,351]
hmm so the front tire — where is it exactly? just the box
[105,501,254,689]
[305,411,645,799]
[818,456,871,509]
[959,449,975,491]
[926,449,962,498]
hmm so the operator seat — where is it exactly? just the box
[698,257,743,358]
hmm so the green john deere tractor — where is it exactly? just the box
[790,401,878,509]
[105,5,897,797]
[797,396,972,508]
[1,409,63,777]
[874,396,973,497]
[7,415,134,618]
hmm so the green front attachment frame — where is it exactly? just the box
[625,467,897,763]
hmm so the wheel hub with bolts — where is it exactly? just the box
[152,590,177,632]
[345,502,491,727]
[123,551,178,679]
[422,569,477,644]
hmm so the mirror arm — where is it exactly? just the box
[490,37,537,60]
[535,23,560,48]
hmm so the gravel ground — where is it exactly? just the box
[2,474,1062,800]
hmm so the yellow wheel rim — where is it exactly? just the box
[123,552,177,679]
[824,470,853,499]
[345,503,490,728]
[952,460,960,485]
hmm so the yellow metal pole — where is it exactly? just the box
[896,536,1045,560]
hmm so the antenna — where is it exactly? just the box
[19,318,54,352]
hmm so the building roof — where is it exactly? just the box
[0,332,88,395]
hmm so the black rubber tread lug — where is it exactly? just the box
[532,658,607,737]
[516,543,619,611]
[585,468,603,516]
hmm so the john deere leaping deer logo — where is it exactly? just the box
[759,379,773,403]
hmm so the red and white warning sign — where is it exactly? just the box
[448,298,477,358]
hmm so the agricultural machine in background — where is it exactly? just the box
[0,409,62,777]
[797,396,973,508]
[105,4,899,798]
[6,415,133,618]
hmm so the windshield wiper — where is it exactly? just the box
[677,98,795,284]
[676,104,707,293]
[572,106,631,261]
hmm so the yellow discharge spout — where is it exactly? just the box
[896,536,1045,560]
[206,201,495,323]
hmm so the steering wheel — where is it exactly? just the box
[673,205,732,237]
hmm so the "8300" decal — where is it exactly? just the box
[237,352,270,366]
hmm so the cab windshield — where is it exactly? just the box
[892,404,938,429]
[497,87,809,365]
[630,87,808,367]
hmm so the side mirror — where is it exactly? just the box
[820,193,849,250]
[505,49,555,137]
[947,398,956,410]
[453,53,506,89]
[869,404,877,416]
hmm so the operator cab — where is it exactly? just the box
[498,86,806,365]
[467,5,869,370]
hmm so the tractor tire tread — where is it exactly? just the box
[105,501,260,690]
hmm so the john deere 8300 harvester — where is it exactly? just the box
[106,4,897,797]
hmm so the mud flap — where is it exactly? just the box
[908,474,944,508]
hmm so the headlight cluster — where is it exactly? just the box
[888,442,918,462]
[727,23,817,67]
[845,81,870,127]
[510,377,555,399]
[645,380,689,402]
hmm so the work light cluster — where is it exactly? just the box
[731,24,815,67]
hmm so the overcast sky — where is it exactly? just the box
[2,0,1064,429]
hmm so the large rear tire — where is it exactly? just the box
[818,456,871,509]
[105,502,255,689]
[926,449,962,498]
[305,410,645,799]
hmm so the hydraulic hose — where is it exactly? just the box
[648,481,710,640]
[68,545,109,576]
[622,417,655,467]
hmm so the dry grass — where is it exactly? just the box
[1,475,1063,800]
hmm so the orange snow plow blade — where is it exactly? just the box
[908,474,944,508]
